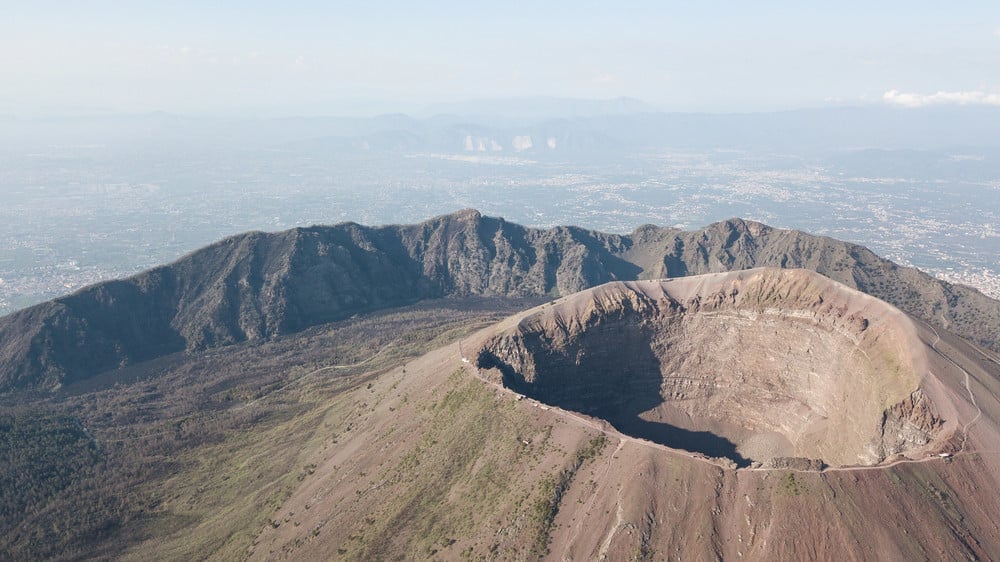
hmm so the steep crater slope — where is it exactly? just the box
[477,268,947,468]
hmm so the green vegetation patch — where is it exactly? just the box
[0,300,529,561]
[0,412,107,559]
[779,472,805,496]
[348,371,538,560]
[530,434,608,556]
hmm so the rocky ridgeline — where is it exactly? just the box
[1,209,997,392]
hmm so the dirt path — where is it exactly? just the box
[561,438,625,559]
[918,321,983,455]
[596,482,626,561]
[966,337,1000,369]
[241,341,397,409]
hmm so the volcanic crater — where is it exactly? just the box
[476,268,947,469]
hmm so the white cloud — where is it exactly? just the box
[883,89,1000,108]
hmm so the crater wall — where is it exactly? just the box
[477,268,943,468]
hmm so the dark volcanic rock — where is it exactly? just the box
[1,209,997,392]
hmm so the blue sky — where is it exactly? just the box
[2,1,999,115]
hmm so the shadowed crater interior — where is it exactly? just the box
[476,270,945,469]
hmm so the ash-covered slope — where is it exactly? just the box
[252,270,1000,561]
[1,209,997,392]
[476,269,953,468]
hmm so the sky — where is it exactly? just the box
[2,1,999,116]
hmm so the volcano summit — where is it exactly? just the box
[475,269,952,469]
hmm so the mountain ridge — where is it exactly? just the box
[1,209,997,392]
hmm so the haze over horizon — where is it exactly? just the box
[2,2,999,313]
[4,1,1000,117]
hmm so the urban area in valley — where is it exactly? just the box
[1,128,998,315]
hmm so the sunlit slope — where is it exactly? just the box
[476,269,953,468]
[250,271,1000,561]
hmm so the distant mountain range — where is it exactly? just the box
[4,104,1000,154]
[420,96,661,120]
[2,209,997,392]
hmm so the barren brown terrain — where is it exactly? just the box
[249,269,1000,561]
[476,269,951,469]
[3,214,1000,561]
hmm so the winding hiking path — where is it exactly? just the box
[917,319,984,455]
[241,340,398,409]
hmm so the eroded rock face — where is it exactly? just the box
[5,210,999,393]
[477,268,943,468]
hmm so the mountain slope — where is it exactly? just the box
[250,271,1000,561]
[1,210,997,392]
